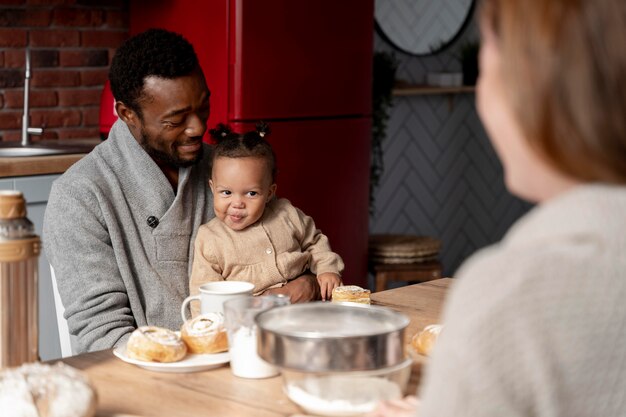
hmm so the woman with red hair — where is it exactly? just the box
[372,1,626,415]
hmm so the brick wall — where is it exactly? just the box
[0,0,129,143]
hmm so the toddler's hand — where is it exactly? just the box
[317,273,342,301]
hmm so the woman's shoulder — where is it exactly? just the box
[453,237,591,306]
[447,226,626,346]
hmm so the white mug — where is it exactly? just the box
[181,281,255,322]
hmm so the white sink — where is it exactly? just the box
[0,143,95,158]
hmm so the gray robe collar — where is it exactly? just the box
[106,119,194,220]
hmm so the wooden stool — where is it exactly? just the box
[372,260,443,293]
[369,234,443,292]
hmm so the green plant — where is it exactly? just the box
[370,51,398,216]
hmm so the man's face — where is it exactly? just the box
[133,69,211,168]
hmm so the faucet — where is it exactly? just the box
[21,49,44,146]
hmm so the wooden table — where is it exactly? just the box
[372,278,452,393]
[371,278,451,341]
[59,279,452,417]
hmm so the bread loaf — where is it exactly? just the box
[126,326,187,363]
[0,362,97,417]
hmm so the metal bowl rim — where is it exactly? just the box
[278,357,413,374]
[255,302,410,339]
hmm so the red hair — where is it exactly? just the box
[481,0,626,183]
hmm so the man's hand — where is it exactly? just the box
[317,272,342,301]
[264,273,320,303]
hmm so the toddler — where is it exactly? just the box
[190,123,344,306]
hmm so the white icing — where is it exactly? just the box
[191,318,214,332]
[0,376,38,417]
[140,326,181,346]
[334,285,369,295]
[285,375,401,416]
[424,324,443,335]
[186,313,224,336]
[229,326,278,378]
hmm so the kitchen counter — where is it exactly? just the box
[0,139,100,178]
[0,154,87,178]
[0,139,99,360]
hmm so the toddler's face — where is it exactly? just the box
[210,156,276,231]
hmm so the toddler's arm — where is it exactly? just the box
[317,272,342,301]
[285,202,345,298]
[263,273,321,303]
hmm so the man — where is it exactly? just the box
[44,29,319,354]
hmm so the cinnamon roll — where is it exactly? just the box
[331,285,371,304]
[411,324,443,356]
[126,326,187,363]
[181,312,229,354]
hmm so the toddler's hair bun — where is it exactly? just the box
[255,121,271,138]
[209,123,233,142]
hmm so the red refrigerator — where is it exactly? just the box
[131,0,373,287]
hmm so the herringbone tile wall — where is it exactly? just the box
[370,16,532,280]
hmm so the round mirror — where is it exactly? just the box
[375,0,475,56]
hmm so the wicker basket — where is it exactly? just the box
[369,234,441,265]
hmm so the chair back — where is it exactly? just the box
[50,265,73,358]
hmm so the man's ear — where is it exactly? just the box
[115,101,139,128]
[267,183,277,202]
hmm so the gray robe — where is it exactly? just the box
[43,119,214,353]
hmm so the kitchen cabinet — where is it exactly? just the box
[0,174,62,361]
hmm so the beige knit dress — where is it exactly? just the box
[190,198,344,300]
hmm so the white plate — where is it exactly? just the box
[113,345,230,373]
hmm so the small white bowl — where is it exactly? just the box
[281,358,412,416]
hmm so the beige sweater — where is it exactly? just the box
[190,198,344,298]
[419,184,626,417]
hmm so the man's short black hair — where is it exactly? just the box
[109,28,199,118]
